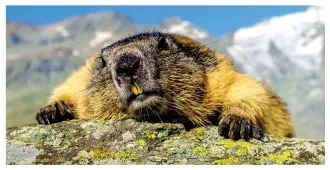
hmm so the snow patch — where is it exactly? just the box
[56,25,69,37]
[89,31,113,47]
[165,21,208,40]
[72,49,81,56]
[227,6,324,73]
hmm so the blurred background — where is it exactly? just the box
[6,6,324,139]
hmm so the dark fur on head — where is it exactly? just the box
[88,32,219,125]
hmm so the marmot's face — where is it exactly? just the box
[94,32,210,120]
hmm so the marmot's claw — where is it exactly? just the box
[218,115,265,141]
[36,104,57,125]
[36,101,74,125]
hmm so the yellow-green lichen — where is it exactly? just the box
[211,156,239,165]
[91,148,114,161]
[192,146,209,156]
[144,130,157,139]
[113,151,138,161]
[199,158,209,162]
[97,120,110,125]
[269,150,294,164]
[158,146,164,151]
[219,139,256,156]
[137,139,146,146]
[166,148,174,154]
[219,139,253,149]
[258,150,299,164]
[182,127,206,140]
[235,147,249,156]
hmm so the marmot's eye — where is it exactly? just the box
[95,56,107,73]
[158,37,170,51]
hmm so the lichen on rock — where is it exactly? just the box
[6,119,325,165]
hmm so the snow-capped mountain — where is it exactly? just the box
[227,6,324,78]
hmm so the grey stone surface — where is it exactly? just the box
[6,119,325,165]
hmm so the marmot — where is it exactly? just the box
[36,32,295,140]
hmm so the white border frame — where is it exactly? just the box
[1,0,328,169]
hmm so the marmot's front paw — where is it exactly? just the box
[218,115,264,141]
[36,101,74,125]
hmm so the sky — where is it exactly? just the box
[6,6,309,37]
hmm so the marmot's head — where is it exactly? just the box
[90,32,218,124]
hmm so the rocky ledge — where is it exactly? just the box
[6,119,325,165]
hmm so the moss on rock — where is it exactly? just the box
[6,119,325,165]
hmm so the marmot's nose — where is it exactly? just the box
[116,54,141,78]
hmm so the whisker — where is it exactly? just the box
[151,102,163,122]
[153,7,163,32]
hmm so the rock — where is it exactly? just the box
[6,119,325,165]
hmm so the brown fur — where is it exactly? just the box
[36,32,295,140]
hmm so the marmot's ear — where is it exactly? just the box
[95,55,107,73]
[158,36,177,51]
